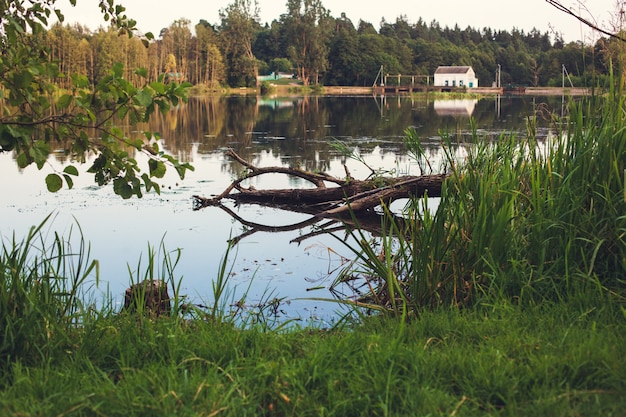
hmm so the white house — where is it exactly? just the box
[433,66,478,88]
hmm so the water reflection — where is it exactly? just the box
[141,94,564,172]
[433,99,477,117]
[1,94,572,323]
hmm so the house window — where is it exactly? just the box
[445,80,449,86]
[460,80,464,86]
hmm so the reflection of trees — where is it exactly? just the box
[132,95,565,174]
[23,94,566,174]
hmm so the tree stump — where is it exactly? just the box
[122,279,171,317]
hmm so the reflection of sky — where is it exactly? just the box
[3,146,432,324]
[2,95,561,324]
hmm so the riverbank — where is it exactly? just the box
[324,85,594,96]
[1,299,623,415]
[197,84,594,97]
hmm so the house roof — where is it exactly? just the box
[434,66,472,74]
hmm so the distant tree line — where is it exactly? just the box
[42,0,620,89]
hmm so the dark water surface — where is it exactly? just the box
[0,94,567,324]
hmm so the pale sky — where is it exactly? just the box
[58,0,619,43]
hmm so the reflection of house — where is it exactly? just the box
[434,66,478,88]
[433,99,478,117]
[257,98,301,110]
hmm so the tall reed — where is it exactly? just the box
[0,215,98,367]
[336,90,625,314]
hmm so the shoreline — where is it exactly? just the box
[201,84,594,97]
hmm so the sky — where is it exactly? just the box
[57,0,619,43]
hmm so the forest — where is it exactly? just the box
[42,0,619,90]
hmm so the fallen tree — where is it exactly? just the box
[193,149,448,218]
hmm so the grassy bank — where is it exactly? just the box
[1,85,625,415]
[0,299,624,416]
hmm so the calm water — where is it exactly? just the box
[0,94,567,324]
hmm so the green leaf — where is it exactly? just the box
[149,81,166,95]
[71,74,90,89]
[30,141,50,169]
[113,178,133,199]
[63,165,79,176]
[14,71,33,88]
[46,173,63,192]
[62,174,74,189]
[141,173,153,192]
[57,94,73,109]
[148,159,166,178]
[128,139,143,151]
[54,8,65,22]
[135,68,148,78]
[88,154,106,173]
[135,88,153,107]
[175,163,192,179]
[16,152,30,168]
[112,62,124,77]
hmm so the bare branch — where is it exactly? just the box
[545,0,626,42]
[193,150,447,215]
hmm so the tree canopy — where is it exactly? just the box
[37,0,618,91]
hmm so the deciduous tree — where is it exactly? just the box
[281,0,331,85]
[219,0,261,87]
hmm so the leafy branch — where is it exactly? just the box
[0,0,193,198]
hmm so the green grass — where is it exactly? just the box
[0,214,98,367]
[0,300,623,416]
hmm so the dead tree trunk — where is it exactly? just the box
[193,149,447,217]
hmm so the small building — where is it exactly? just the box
[165,72,185,83]
[433,66,478,88]
[257,72,295,82]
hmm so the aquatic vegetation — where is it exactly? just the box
[335,91,625,315]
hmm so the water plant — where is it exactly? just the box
[334,90,625,315]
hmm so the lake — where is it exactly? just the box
[0,94,566,325]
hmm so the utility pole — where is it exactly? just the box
[497,64,501,88]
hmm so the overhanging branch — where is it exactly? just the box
[545,0,626,42]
